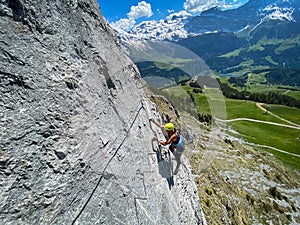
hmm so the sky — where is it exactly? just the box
[98,0,250,30]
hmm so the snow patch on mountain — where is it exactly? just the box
[131,19,188,40]
[263,6,295,21]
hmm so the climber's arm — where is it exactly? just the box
[159,134,177,146]
[149,118,164,129]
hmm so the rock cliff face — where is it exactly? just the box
[0,0,205,224]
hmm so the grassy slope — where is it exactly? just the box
[219,99,299,170]
[263,104,300,124]
[231,121,299,169]
[225,99,286,122]
[286,91,300,100]
[218,35,300,73]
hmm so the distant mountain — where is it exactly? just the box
[185,0,299,36]
[116,0,300,42]
[115,0,300,86]
[177,32,300,75]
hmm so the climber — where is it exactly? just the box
[149,119,185,170]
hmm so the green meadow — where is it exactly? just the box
[262,104,300,124]
[230,121,300,170]
[285,90,300,100]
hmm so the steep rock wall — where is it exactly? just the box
[0,0,206,224]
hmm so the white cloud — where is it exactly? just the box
[183,0,250,13]
[220,1,246,10]
[221,3,236,10]
[111,1,153,31]
[127,1,153,20]
[184,0,219,13]
[111,18,136,30]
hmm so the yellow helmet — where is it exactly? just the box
[164,123,175,131]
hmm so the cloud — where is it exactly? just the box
[166,10,192,20]
[111,1,153,30]
[111,18,136,30]
[184,0,220,13]
[183,0,249,13]
[127,1,153,20]
[219,0,246,10]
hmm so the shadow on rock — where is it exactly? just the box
[156,145,174,189]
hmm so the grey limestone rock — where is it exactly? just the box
[0,0,206,224]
